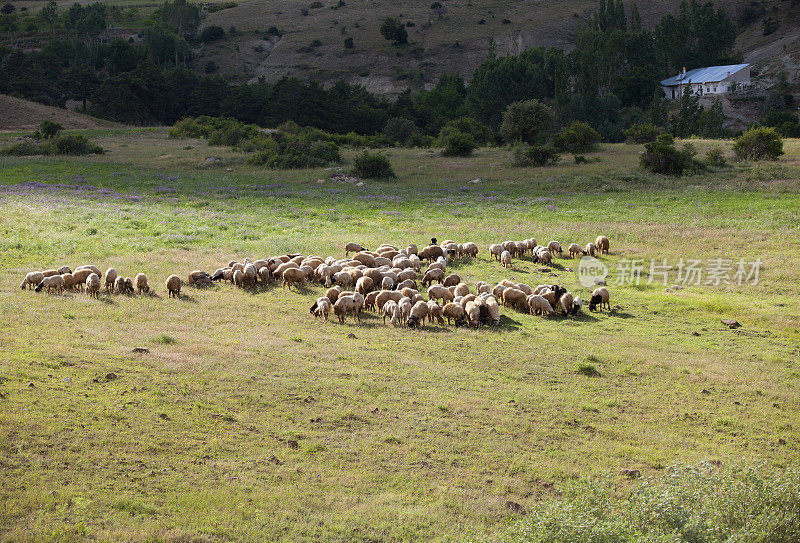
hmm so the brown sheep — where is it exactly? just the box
[135,273,149,294]
[568,243,586,258]
[421,267,445,287]
[443,302,466,325]
[166,275,183,297]
[282,268,306,291]
[443,273,461,288]
[595,235,610,254]
[418,244,445,262]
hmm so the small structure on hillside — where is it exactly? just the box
[661,64,750,100]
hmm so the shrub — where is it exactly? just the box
[199,25,225,43]
[624,123,662,144]
[203,61,218,73]
[553,120,601,153]
[380,17,408,45]
[437,116,493,147]
[577,361,601,377]
[706,145,727,167]
[0,140,51,156]
[512,144,560,167]
[761,109,800,137]
[441,130,476,157]
[52,134,103,155]
[248,134,340,168]
[733,127,784,161]
[382,117,419,146]
[640,134,702,176]
[352,150,395,179]
[500,100,555,145]
[34,120,63,140]
[344,36,353,48]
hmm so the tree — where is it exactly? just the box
[152,0,199,37]
[1,3,15,15]
[672,86,701,137]
[380,17,407,45]
[37,0,57,34]
[499,100,555,144]
[59,65,100,112]
[696,100,725,138]
[733,127,784,161]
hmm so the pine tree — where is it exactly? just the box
[630,2,642,31]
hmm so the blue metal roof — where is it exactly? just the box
[661,64,749,86]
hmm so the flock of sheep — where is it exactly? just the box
[18,236,612,328]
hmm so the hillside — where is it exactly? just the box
[189,0,797,93]
[0,95,120,131]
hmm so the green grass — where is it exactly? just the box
[0,129,799,542]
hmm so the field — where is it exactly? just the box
[1,129,799,542]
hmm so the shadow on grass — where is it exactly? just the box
[175,293,198,303]
[608,309,634,319]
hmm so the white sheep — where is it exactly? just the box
[135,273,149,294]
[105,268,118,292]
[85,273,101,298]
[500,250,512,268]
[20,271,44,290]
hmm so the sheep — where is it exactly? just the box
[114,275,131,294]
[75,265,102,278]
[501,240,517,256]
[395,279,416,291]
[71,268,95,291]
[20,271,44,290]
[382,300,400,326]
[489,244,503,261]
[427,300,445,325]
[397,269,417,282]
[407,301,429,327]
[364,290,380,312]
[187,270,212,287]
[401,287,418,299]
[135,273,149,294]
[547,241,562,255]
[502,288,527,310]
[418,244,445,262]
[61,273,76,291]
[381,276,395,290]
[459,293,477,308]
[273,261,299,279]
[325,286,343,304]
[476,281,490,295]
[166,275,183,297]
[464,300,481,327]
[428,261,446,272]
[333,295,361,323]
[442,302,467,326]
[105,268,118,292]
[568,243,586,258]
[85,273,100,298]
[244,264,258,287]
[408,254,421,271]
[442,273,461,288]
[212,267,233,281]
[462,242,478,258]
[559,291,574,315]
[282,268,306,291]
[376,290,405,310]
[453,283,470,298]
[232,269,244,287]
[398,297,412,325]
[259,267,271,284]
[35,275,65,294]
[355,276,375,296]
[406,244,418,256]
[500,250,512,268]
[57,266,72,274]
[527,294,555,316]
[595,235,610,254]
[538,250,553,265]
[41,269,60,278]
[571,296,583,316]
[538,288,557,308]
[585,242,597,257]
[492,284,507,300]
[421,267,445,287]
[516,283,533,296]
[353,252,376,267]
[310,297,332,320]
[427,285,454,304]
[589,287,610,311]
[485,296,501,325]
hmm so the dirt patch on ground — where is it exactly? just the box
[0,94,120,131]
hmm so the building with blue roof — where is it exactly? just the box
[661,64,750,100]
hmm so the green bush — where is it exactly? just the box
[0,140,51,156]
[380,17,408,45]
[512,144,560,167]
[552,120,601,152]
[500,461,800,543]
[199,25,225,43]
[761,108,800,137]
[383,116,419,146]
[247,134,341,168]
[441,130,476,157]
[640,134,702,176]
[733,127,784,161]
[500,100,555,144]
[34,120,63,140]
[52,134,103,155]
[352,150,395,179]
[437,116,493,146]
[624,123,662,144]
[706,145,727,167]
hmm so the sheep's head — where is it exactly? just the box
[589,294,602,311]
[34,282,44,292]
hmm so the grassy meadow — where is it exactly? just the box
[0,129,799,542]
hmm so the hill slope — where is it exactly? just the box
[0,95,120,131]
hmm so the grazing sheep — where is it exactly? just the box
[376,290,405,310]
[454,283,470,298]
[589,287,610,311]
[325,286,343,304]
[476,281,490,294]
[464,300,481,327]
[57,266,72,275]
[355,276,375,296]
[364,290,380,311]
[212,267,233,281]
[258,267,271,284]
[492,284,507,300]
[427,300,445,325]
[442,302,466,325]
[382,300,400,326]
[333,295,361,323]
[353,252,376,267]
[485,296,501,325]
[502,288,527,310]
[381,276,395,290]
[406,244,418,256]
[528,294,555,316]
[568,243,586,258]
[344,242,366,256]
[501,240,516,256]
[585,242,597,257]
[408,254,421,271]
[105,268,118,292]
[418,244,445,262]
[166,275,183,297]
[20,271,44,290]
[395,279,416,291]
[538,250,553,265]
[232,269,244,287]
[443,273,461,288]
[76,265,102,278]
[85,273,101,298]
[282,268,306,291]
[459,293,477,308]
[397,268,417,282]
[538,288,557,308]
[595,235,609,254]
[188,270,212,286]
[547,241,562,255]
[61,273,76,291]
[489,244,503,261]
[244,264,258,287]
[559,291,574,315]
[35,275,65,294]
[135,273,149,294]
[462,242,478,258]
[500,251,512,268]
[427,285,454,304]
[71,268,95,290]
[41,269,60,278]
[571,296,583,315]
[398,297,412,325]
[114,276,131,294]
[421,267,445,287]
[273,261,299,279]
[516,283,533,296]
[407,301,430,327]
[310,297,332,320]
